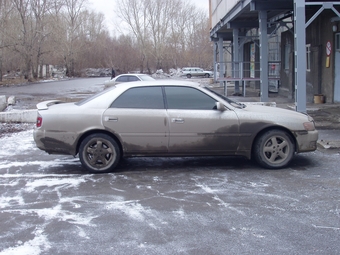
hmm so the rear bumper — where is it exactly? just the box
[33,129,77,155]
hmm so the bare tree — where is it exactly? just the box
[115,0,212,73]
[184,9,212,68]
[0,0,14,81]
[145,0,179,69]
[61,0,87,76]
[116,0,151,73]
[1,0,212,80]
[30,0,54,78]
[10,0,34,80]
[167,1,197,68]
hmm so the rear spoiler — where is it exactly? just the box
[36,100,64,110]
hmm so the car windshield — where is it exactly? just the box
[139,75,155,81]
[204,87,246,108]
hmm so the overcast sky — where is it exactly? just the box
[87,0,209,36]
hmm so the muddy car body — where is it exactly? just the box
[33,80,318,173]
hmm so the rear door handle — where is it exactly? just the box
[172,118,184,124]
[104,116,118,122]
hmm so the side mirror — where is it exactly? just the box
[215,102,226,111]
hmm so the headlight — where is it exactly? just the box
[303,121,315,131]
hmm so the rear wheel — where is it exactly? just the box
[253,129,294,169]
[79,133,120,173]
[186,74,192,78]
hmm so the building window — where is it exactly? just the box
[284,43,291,70]
[336,33,340,51]
[306,44,311,72]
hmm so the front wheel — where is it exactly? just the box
[186,74,192,78]
[253,129,295,169]
[79,133,120,173]
[204,73,210,78]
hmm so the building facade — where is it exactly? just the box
[209,0,340,111]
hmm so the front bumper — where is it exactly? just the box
[295,130,319,153]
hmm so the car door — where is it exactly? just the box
[165,86,240,155]
[196,68,204,76]
[103,86,169,154]
[192,68,199,76]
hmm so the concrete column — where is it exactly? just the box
[218,36,225,87]
[213,41,217,82]
[233,29,240,94]
[259,10,269,102]
[294,0,307,113]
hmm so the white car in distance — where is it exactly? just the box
[104,73,155,88]
[181,67,213,78]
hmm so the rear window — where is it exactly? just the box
[76,87,116,106]
[139,75,155,81]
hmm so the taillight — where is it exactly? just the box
[36,114,42,127]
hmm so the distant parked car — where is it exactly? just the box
[181,67,213,78]
[104,73,155,88]
[33,80,318,173]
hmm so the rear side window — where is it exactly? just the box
[128,76,139,82]
[111,86,164,109]
[165,86,216,110]
[116,76,128,82]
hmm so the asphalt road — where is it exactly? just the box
[0,77,107,110]
[1,78,340,254]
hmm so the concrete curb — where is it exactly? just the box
[317,140,340,150]
[0,95,6,111]
[0,109,37,123]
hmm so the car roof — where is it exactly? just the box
[116,73,149,77]
[114,79,202,89]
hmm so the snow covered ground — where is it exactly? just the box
[1,126,340,254]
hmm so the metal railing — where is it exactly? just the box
[215,61,281,96]
[216,61,280,80]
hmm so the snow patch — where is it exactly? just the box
[0,228,51,255]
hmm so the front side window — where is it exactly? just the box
[111,86,164,109]
[165,86,216,110]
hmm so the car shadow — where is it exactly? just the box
[39,154,317,175]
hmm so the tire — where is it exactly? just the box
[204,73,210,78]
[186,74,192,78]
[79,133,120,173]
[253,129,295,169]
